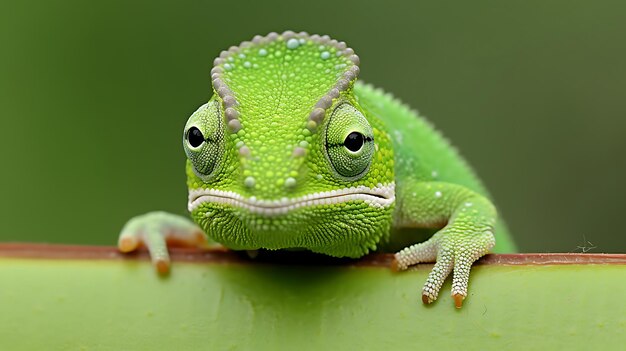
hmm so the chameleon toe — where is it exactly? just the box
[155,259,170,275]
[453,293,464,309]
[118,212,209,273]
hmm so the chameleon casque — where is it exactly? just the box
[119,31,516,308]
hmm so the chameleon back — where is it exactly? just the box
[355,82,516,253]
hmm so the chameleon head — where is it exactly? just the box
[183,31,395,257]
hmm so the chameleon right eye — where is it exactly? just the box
[187,127,205,148]
[183,101,224,178]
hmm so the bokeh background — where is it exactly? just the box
[1,0,624,252]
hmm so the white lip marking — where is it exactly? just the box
[188,182,395,216]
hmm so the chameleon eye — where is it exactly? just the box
[186,127,205,149]
[325,103,375,179]
[183,101,224,178]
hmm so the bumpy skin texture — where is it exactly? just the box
[119,31,516,308]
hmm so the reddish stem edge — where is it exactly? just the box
[0,243,625,267]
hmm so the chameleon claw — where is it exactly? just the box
[118,236,139,253]
[421,294,431,305]
[453,293,464,309]
[155,258,170,275]
[390,257,400,272]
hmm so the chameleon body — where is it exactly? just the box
[119,31,515,308]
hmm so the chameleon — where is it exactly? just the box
[118,30,516,308]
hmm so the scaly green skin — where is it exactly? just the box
[119,31,515,308]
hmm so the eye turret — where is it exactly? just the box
[183,101,224,178]
[325,104,375,179]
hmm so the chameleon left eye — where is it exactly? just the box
[183,101,224,178]
[325,103,375,179]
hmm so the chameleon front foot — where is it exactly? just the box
[393,228,495,309]
[118,211,216,274]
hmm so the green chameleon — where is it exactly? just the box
[119,31,516,308]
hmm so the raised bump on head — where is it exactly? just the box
[225,107,239,120]
[315,95,333,109]
[282,30,296,39]
[239,145,250,157]
[217,87,231,98]
[309,108,325,123]
[348,55,360,65]
[244,176,256,188]
[336,79,350,91]
[292,147,306,157]
[222,95,237,108]
[228,119,241,133]
[328,88,340,99]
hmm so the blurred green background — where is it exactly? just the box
[1,0,624,252]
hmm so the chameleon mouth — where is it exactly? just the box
[187,182,395,216]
